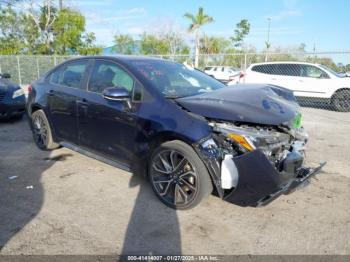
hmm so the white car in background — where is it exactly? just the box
[204,66,242,84]
[240,62,350,111]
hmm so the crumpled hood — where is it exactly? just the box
[176,84,300,126]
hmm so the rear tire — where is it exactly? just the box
[332,90,350,112]
[149,140,213,210]
[31,109,59,150]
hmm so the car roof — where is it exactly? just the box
[208,66,233,68]
[64,55,167,62]
[249,61,321,67]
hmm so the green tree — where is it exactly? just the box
[78,32,102,55]
[0,1,101,55]
[200,35,231,54]
[0,5,24,54]
[162,31,190,59]
[199,35,231,66]
[140,33,168,55]
[113,33,135,54]
[22,13,41,54]
[231,19,250,47]
[53,8,85,54]
[25,1,58,54]
[306,56,338,71]
[184,7,214,67]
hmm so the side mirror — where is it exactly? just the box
[103,87,131,101]
[0,73,11,79]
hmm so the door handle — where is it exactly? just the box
[76,98,89,106]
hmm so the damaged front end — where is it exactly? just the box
[194,118,326,207]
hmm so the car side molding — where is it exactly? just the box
[60,141,131,173]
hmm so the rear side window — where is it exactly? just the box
[252,64,301,76]
[50,60,88,89]
[277,64,301,76]
[88,60,134,93]
[50,67,62,84]
[252,64,277,74]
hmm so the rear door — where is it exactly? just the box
[47,59,90,144]
[246,64,280,84]
[77,59,140,163]
[269,63,302,91]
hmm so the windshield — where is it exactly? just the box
[318,64,344,78]
[131,60,226,98]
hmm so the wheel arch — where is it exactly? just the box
[138,131,205,177]
[29,104,59,144]
[330,87,350,112]
[142,131,219,197]
[331,87,350,100]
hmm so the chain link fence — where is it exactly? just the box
[1,52,349,111]
[0,55,73,86]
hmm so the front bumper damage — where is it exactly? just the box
[223,150,326,207]
[195,138,326,207]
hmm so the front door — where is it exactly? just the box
[77,59,139,163]
[295,64,331,98]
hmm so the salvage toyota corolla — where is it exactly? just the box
[27,56,325,209]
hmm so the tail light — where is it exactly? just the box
[27,85,33,93]
[239,72,245,79]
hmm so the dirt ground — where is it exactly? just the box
[0,107,349,255]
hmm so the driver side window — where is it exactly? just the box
[88,60,134,93]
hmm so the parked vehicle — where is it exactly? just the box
[239,62,350,112]
[204,66,242,84]
[0,73,26,120]
[27,56,324,209]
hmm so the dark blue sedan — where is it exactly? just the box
[26,56,324,209]
[0,73,26,120]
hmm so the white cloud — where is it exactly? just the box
[124,7,146,15]
[249,26,303,36]
[84,7,146,24]
[283,0,299,9]
[265,10,302,21]
[83,6,148,45]
[125,26,144,35]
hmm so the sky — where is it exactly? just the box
[69,0,350,61]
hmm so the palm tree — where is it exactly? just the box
[184,7,214,67]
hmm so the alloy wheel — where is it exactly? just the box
[150,150,198,207]
[32,114,48,148]
[334,93,350,110]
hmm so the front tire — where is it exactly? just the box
[149,140,213,210]
[332,90,350,112]
[31,109,59,150]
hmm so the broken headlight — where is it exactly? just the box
[212,123,291,156]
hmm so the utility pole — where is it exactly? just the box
[267,18,271,44]
[265,17,271,62]
[313,42,317,63]
[59,0,63,10]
